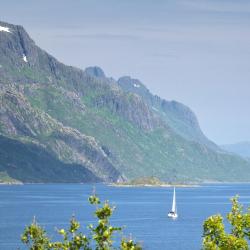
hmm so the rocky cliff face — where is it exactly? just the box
[0,84,122,182]
[1,21,250,183]
[118,76,218,150]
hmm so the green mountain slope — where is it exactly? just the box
[0,135,100,183]
[0,21,250,183]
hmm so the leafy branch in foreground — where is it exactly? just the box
[21,194,142,250]
[202,196,250,250]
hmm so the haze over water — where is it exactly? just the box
[0,184,250,249]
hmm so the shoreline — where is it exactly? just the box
[108,183,200,188]
[0,181,23,185]
[0,181,250,186]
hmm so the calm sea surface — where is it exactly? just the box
[0,184,249,249]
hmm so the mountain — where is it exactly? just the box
[221,142,250,159]
[117,76,218,150]
[1,21,250,183]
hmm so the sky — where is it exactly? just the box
[1,0,250,144]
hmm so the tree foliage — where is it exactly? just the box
[202,196,250,250]
[21,194,141,250]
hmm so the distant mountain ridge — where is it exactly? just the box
[221,142,250,159]
[1,20,250,183]
[117,76,218,150]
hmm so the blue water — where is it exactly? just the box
[0,184,249,249]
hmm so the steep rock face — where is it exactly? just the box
[91,89,162,131]
[1,21,250,183]
[85,66,106,78]
[0,21,88,86]
[0,85,122,182]
[118,76,218,150]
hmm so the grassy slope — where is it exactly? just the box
[25,84,250,182]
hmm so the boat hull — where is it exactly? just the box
[168,212,178,219]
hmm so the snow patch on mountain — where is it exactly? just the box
[0,26,11,33]
[23,54,28,63]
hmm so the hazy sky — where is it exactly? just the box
[1,0,250,144]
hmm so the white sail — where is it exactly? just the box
[171,187,176,213]
[168,187,178,218]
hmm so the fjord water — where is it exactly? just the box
[0,184,249,249]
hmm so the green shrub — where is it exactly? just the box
[21,194,141,250]
[202,196,250,250]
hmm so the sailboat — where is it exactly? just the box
[168,187,178,219]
